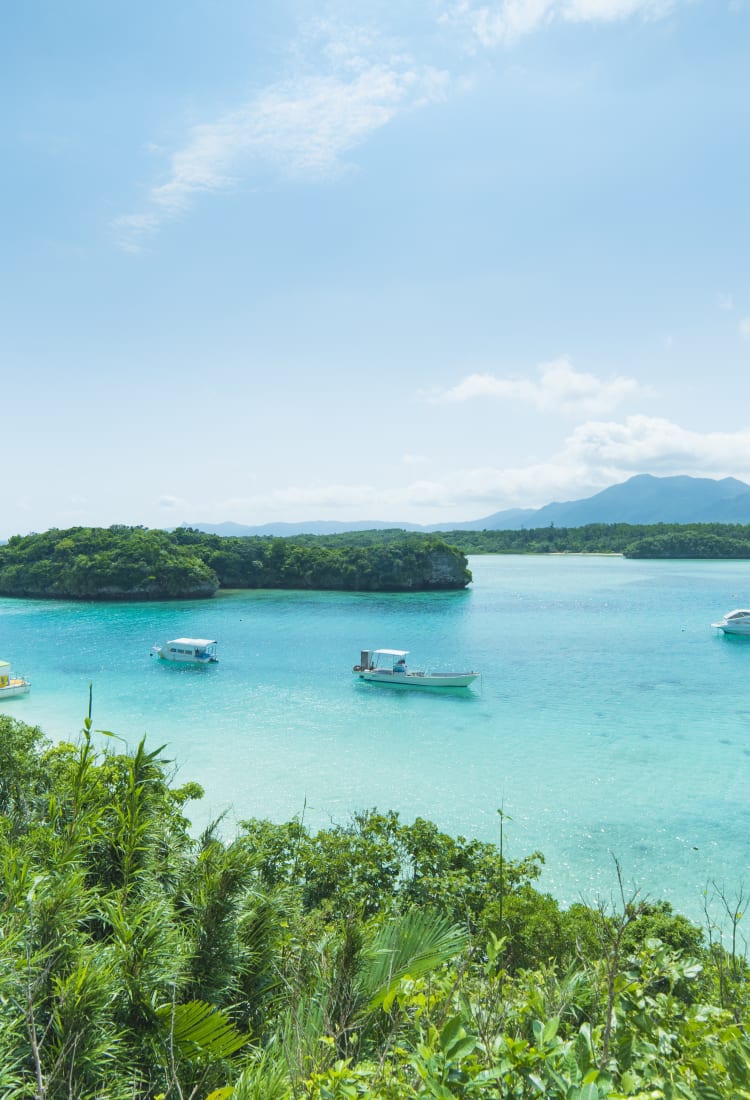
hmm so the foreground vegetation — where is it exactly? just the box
[0,527,471,599]
[2,711,750,1098]
[446,522,750,558]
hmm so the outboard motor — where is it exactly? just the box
[353,649,373,672]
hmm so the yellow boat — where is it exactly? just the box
[0,660,30,698]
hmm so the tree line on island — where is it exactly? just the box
[2,711,749,1098]
[1,521,749,600]
[0,526,471,599]
[447,522,750,558]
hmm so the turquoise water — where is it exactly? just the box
[2,554,750,925]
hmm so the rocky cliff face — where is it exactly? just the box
[1,578,220,600]
[424,549,472,588]
[86,579,220,600]
[382,547,470,590]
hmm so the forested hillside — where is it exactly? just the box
[0,526,471,599]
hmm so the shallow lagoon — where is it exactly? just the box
[2,553,750,925]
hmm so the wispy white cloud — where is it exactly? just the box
[435,416,750,508]
[440,0,677,46]
[431,356,644,416]
[739,317,750,339]
[440,416,750,509]
[441,0,556,46]
[113,1,692,250]
[206,416,750,522]
[564,0,674,22]
[114,37,448,251]
[563,415,750,476]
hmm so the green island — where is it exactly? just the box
[2,712,749,1098]
[3,521,750,601]
[0,527,471,600]
[446,522,750,558]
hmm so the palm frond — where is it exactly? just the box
[155,999,249,1060]
[359,909,468,1011]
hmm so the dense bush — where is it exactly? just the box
[0,526,219,599]
[2,712,750,1098]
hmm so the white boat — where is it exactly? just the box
[712,610,750,636]
[352,649,478,689]
[151,638,219,664]
[0,659,30,698]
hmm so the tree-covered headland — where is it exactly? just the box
[2,711,750,1098]
[0,526,471,600]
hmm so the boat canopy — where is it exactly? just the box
[372,649,409,657]
[167,638,217,647]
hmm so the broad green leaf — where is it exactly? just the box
[440,1015,476,1060]
[570,1084,600,1100]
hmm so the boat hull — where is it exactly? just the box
[0,679,31,698]
[354,669,478,688]
[154,651,218,664]
[712,609,750,636]
[713,622,750,636]
[151,638,219,664]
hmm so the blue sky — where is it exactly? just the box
[3,0,749,537]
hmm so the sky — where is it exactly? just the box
[2,0,750,538]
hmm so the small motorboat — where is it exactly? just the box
[353,649,478,689]
[151,638,219,664]
[712,610,750,636]
[0,659,30,698]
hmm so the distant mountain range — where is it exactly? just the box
[187,474,750,537]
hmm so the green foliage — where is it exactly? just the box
[360,909,468,1012]
[228,1049,293,1099]
[239,809,544,931]
[0,714,50,827]
[0,525,219,599]
[3,520,750,605]
[0,525,471,598]
[442,521,750,559]
[154,999,249,1059]
[183,527,471,590]
[4,718,750,1099]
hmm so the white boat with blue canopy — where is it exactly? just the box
[151,638,219,664]
[353,649,478,689]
